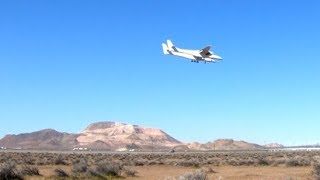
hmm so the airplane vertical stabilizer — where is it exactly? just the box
[162,43,169,55]
[167,40,177,51]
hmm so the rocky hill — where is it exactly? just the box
[264,143,284,148]
[76,121,181,151]
[0,121,267,151]
[186,139,263,151]
[0,129,78,150]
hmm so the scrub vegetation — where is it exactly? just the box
[0,150,318,179]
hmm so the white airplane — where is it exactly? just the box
[162,40,222,63]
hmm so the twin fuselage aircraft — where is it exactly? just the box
[162,40,222,63]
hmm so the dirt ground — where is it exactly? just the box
[28,165,313,180]
[128,165,312,180]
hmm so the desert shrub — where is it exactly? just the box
[54,154,67,165]
[224,159,239,166]
[177,170,208,180]
[202,166,216,174]
[94,161,122,177]
[238,159,255,166]
[155,160,164,165]
[285,156,310,167]
[36,159,46,166]
[19,165,40,176]
[272,158,286,166]
[124,168,137,177]
[313,162,320,180]
[285,159,298,166]
[87,168,104,178]
[54,168,69,177]
[146,160,158,165]
[23,158,36,165]
[257,159,269,166]
[72,159,88,174]
[177,159,200,167]
[205,159,219,166]
[130,160,145,166]
[0,162,22,180]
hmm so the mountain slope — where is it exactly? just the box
[0,129,78,150]
[0,121,267,151]
[76,121,180,150]
[187,139,263,150]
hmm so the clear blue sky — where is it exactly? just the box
[1,1,320,146]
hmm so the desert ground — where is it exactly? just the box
[1,150,319,179]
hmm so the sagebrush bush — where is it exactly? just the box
[130,159,145,166]
[285,156,310,167]
[94,161,122,177]
[202,166,216,174]
[0,162,22,180]
[124,168,137,177]
[19,165,40,176]
[271,158,286,166]
[72,159,88,174]
[54,168,69,177]
[177,159,200,167]
[257,159,269,166]
[237,159,255,166]
[313,162,320,180]
[177,170,208,180]
[54,154,67,165]
[23,158,35,165]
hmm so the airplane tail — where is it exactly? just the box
[167,40,177,51]
[162,43,169,55]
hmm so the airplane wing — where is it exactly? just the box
[172,51,197,60]
[200,45,211,56]
[181,53,197,60]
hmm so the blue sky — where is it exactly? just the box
[1,1,320,145]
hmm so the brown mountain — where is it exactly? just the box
[0,121,266,151]
[0,129,78,150]
[186,139,263,151]
[76,121,181,151]
[264,143,284,148]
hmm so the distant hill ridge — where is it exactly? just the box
[0,129,78,150]
[0,121,272,151]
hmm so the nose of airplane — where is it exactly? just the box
[214,55,223,60]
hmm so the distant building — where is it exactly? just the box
[72,147,88,151]
[269,147,320,152]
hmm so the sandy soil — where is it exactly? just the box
[25,165,313,180]
[128,165,312,180]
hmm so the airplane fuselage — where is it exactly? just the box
[170,48,222,63]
